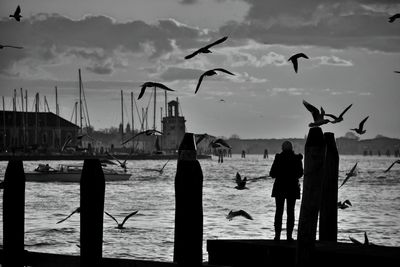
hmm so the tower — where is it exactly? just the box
[162,98,186,152]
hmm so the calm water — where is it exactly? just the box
[0,154,399,262]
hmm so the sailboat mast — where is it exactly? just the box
[131,91,134,134]
[121,90,124,142]
[2,96,6,149]
[20,88,25,149]
[79,69,82,134]
[164,90,167,117]
[153,86,156,130]
[56,86,61,148]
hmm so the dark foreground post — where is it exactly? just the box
[319,132,339,242]
[80,159,105,267]
[296,127,325,267]
[3,160,25,267]
[174,133,203,266]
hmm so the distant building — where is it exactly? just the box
[161,99,186,153]
[0,111,79,152]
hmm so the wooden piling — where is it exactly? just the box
[296,127,325,267]
[80,159,105,267]
[3,160,25,267]
[174,133,203,266]
[319,132,338,242]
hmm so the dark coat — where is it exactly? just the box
[269,151,303,199]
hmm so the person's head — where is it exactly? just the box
[281,141,293,152]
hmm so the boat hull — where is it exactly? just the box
[25,171,131,183]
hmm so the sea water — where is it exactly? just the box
[0,154,399,262]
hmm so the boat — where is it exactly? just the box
[24,163,131,182]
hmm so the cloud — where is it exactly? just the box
[313,55,353,66]
[268,87,307,96]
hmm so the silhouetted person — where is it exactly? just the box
[269,141,303,241]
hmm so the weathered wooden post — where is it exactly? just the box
[319,132,339,242]
[80,159,105,267]
[296,127,325,267]
[174,133,203,266]
[3,160,25,267]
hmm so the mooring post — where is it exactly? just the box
[296,127,325,267]
[3,160,25,267]
[319,132,339,242]
[173,132,203,266]
[80,159,105,267]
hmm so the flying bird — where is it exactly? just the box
[104,210,139,229]
[303,100,331,127]
[235,172,248,190]
[143,160,170,174]
[105,151,131,171]
[138,82,174,100]
[337,199,352,209]
[195,68,235,94]
[288,53,309,73]
[325,104,353,124]
[184,36,228,60]
[394,71,400,74]
[121,129,163,145]
[383,159,400,173]
[210,138,231,149]
[339,162,358,189]
[350,116,369,135]
[388,13,400,23]
[57,207,80,224]
[226,210,253,221]
[349,232,370,246]
[9,5,22,21]
[195,133,209,145]
[0,44,23,49]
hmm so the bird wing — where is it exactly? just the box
[214,138,231,149]
[238,210,253,220]
[121,210,139,227]
[288,57,298,73]
[138,83,148,100]
[213,68,235,76]
[364,232,369,245]
[349,236,362,245]
[15,5,21,16]
[303,100,319,121]
[344,199,352,206]
[203,36,228,49]
[154,82,174,92]
[105,152,125,167]
[297,53,309,59]
[339,162,358,189]
[105,211,120,225]
[195,72,207,94]
[184,50,199,60]
[358,116,369,130]
[159,160,170,172]
[195,134,207,145]
[57,207,80,224]
[324,113,338,120]
[338,104,353,118]
[235,172,241,185]
[121,131,146,145]
[384,160,399,173]
[61,136,72,152]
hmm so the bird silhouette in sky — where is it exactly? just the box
[288,53,309,73]
[56,207,80,224]
[339,162,358,189]
[349,232,370,246]
[337,199,352,209]
[184,36,228,60]
[350,116,369,135]
[121,129,163,145]
[388,13,400,23]
[226,210,253,221]
[0,44,23,49]
[394,71,400,73]
[302,100,331,127]
[195,68,235,94]
[383,159,400,173]
[104,210,139,229]
[9,5,22,21]
[210,138,231,149]
[138,82,174,100]
[325,104,353,124]
[235,172,248,190]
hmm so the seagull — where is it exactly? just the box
[384,159,400,173]
[210,138,231,149]
[185,36,228,60]
[288,53,309,73]
[9,5,22,21]
[143,160,170,174]
[195,133,209,145]
[56,207,80,224]
[339,162,358,189]
[235,172,248,190]
[121,129,163,145]
[395,71,400,74]
[350,116,369,135]
[325,104,353,124]
[0,44,23,49]
[195,68,235,94]
[388,13,400,23]
[349,232,370,246]
[105,151,131,172]
[138,82,174,100]
[104,210,139,229]
[226,210,253,221]
[337,199,352,209]
[302,100,331,127]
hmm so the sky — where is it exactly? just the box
[0,0,399,139]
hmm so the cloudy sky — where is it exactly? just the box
[0,0,399,139]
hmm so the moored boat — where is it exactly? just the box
[25,163,131,182]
